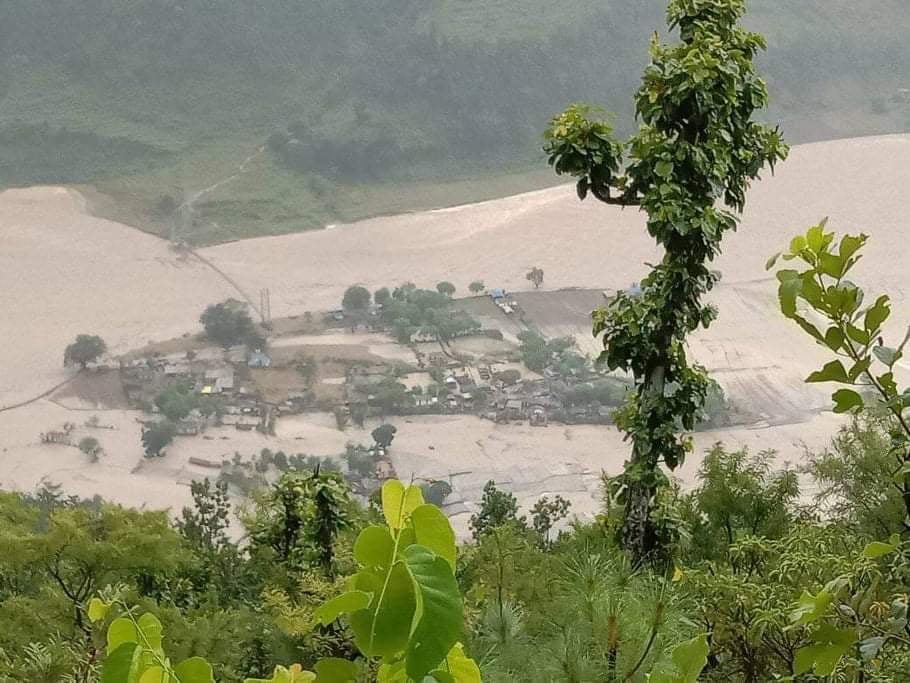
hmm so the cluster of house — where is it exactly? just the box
[121,347,280,434]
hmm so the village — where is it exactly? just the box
[37,280,709,510]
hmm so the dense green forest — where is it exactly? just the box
[1,1,909,242]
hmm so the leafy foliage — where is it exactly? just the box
[768,223,910,534]
[341,287,371,314]
[200,300,259,349]
[141,421,177,458]
[546,0,788,564]
[64,334,107,368]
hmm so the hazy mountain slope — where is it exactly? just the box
[1,1,908,243]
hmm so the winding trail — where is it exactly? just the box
[176,146,267,318]
[0,373,79,414]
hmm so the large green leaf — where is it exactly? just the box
[436,644,481,683]
[137,613,164,652]
[350,562,416,658]
[671,634,709,683]
[313,658,358,682]
[411,505,456,569]
[101,642,139,683]
[806,360,849,384]
[354,525,395,568]
[403,545,463,680]
[174,657,215,683]
[864,295,890,333]
[314,591,373,626]
[138,667,166,683]
[107,617,139,655]
[832,388,863,414]
[381,480,424,530]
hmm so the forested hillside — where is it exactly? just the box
[1,0,908,243]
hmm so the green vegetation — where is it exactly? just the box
[370,424,397,451]
[524,268,544,290]
[141,420,177,458]
[1,2,907,243]
[341,287,372,315]
[547,0,788,563]
[155,383,218,423]
[769,223,910,533]
[5,2,910,681]
[63,334,106,368]
[200,300,261,349]
[378,284,480,347]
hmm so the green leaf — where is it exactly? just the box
[102,642,139,683]
[404,545,464,680]
[765,252,780,270]
[354,526,396,568]
[839,233,866,261]
[670,634,709,683]
[794,626,855,675]
[411,505,456,569]
[88,597,110,623]
[806,360,849,384]
[819,252,846,278]
[873,345,900,368]
[382,480,424,530]
[137,613,164,652]
[863,540,898,559]
[846,323,871,345]
[174,657,215,683]
[832,388,864,414]
[107,617,139,655]
[793,315,824,343]
[314,591,373,626]
[790,589,833,626]
[788,235,807,255]
[824,327,845,352]
[655,160,674,178]
[439,644,481,683]
[139,667,166,683]
[806,224,825,253]
[349,562,417,658]
[313,658,358,682]
[778,277,801,318]
[864,295,891,333]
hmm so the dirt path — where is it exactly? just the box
[0,373,79,414]
[176,146,267,317]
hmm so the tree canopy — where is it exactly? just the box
[200,300,259,349]
[63,334,106,368]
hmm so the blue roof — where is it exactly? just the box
[490,288,506,299]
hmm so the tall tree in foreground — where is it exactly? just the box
[544,0,787,563]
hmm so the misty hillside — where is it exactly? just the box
[1,0,908,243]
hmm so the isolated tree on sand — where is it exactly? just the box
[64,334,106,368]
[142,420,177,458]
[469,280,485,295]
[525,267,544,289]
[544,0,787,564]
[371,423,398,449]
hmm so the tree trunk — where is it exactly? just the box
[621,364,665,565]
